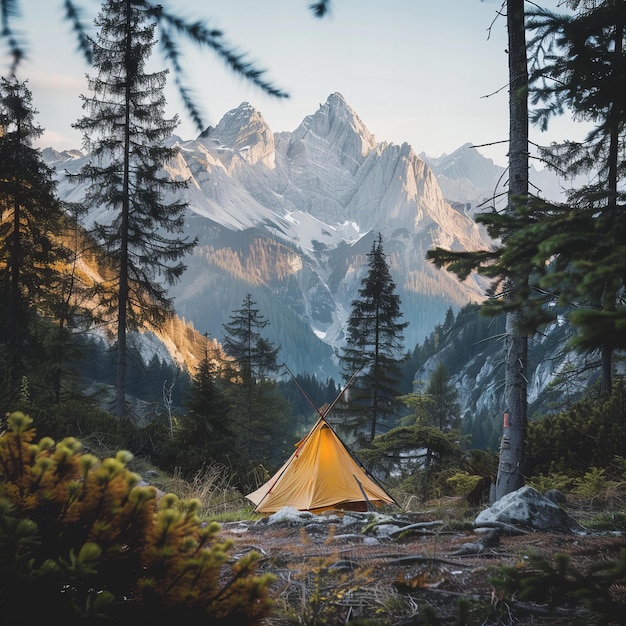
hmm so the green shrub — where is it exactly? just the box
[446,471,482,496]
[527,472,574,493]
[584,511,626,532]
[573,467,612,498]
[525,391,626,477]
[0,411,274,625]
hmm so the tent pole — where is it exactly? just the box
[353,474,373,512]
[282,362,324,417]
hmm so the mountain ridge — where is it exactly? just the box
[46,93,513,379]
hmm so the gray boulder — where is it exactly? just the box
[543,489,568,506]
[475,486,585,533]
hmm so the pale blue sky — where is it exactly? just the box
[11,0,578,166]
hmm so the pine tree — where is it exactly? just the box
[424,362,461,432]
[72,0,196,417]
[175,336,235,471]
[0,77,72,404]
[337,234,408,445]
[222,294,285,465]
[222,294,280,385]
[525,0,626,394]
[494,0,530,501]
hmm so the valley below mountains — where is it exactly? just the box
[45,92,579,426]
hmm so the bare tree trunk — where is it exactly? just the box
[495,0,529,501]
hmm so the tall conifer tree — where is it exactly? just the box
[338,234,407,445]
[222,294,280,385]
[424,362,461,432]
[73,0,196,417]
[525,0,626,394]
[0,77,71,403]
[222,293,285,465]
[492,0,531,503]
[161,337,236,473]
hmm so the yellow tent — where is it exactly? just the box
[246,416,396,514]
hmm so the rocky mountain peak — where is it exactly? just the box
[421,141,569,213]
[201,101,276,169]
[40,146,84,167]
[424,143,502,187]
[290,92,377,174]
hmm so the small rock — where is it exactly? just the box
[267,506,316,525]
[451,541,484,555]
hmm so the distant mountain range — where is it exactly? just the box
[43,92,566,382]
[421,142,572,216]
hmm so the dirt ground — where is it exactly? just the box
[219,499,626,625]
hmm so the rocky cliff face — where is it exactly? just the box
[48,93,495,379]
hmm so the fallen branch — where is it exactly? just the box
[387,555,472,568]
[473,521,530,535]
[388,521,446,538]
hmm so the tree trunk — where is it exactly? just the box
[495,0,529,501]
[599,18,623,396]
[114,0,133,419]
[9,190,21,379]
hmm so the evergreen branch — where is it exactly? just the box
[157,25,204,132]
[470,139,508,149]
[1,0,24,72]
[481,81,508,99]
[476,190,508,212]
[147,1,288,133]
[309,1,332,18]
[63,0,92,64]
[427,248,497,282]
[485,0,506,42]
[2,0,289,133]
